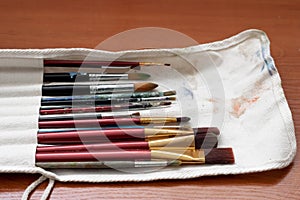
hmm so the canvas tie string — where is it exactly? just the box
[22,175,55,200]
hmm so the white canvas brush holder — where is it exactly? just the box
[0,29,296,198]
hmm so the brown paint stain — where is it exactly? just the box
[231,96,260,118]
[207,98,218,103]
[207,98,219,113]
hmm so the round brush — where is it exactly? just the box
[42,82,158,96]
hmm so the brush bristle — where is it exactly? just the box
[131,112,140,116]
[176,117,190,122]
[167,97,176,101]
[128,73,151,80]
[193,127,220,135]
[159,102,172,106]
[134,82,158,92]
[194,133,218,149]
[204,148,234,164]
[163,90,176,96]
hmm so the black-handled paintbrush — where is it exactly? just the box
[43,72,151,82]
[42,82,158,96]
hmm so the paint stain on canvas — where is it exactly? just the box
[231,96,260,118]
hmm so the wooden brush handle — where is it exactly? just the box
[36,150,151,162]
[38,118,141,128]
[38,128,145,144]
[37,141,149,153]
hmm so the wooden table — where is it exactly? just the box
[0,0,299,199]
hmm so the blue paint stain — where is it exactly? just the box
[181,86,194,99]
[260,46,276,76]
[69,72,78,79]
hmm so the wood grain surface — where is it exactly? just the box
[0,0,299,199]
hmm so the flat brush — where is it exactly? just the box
[42,82,158,96]
[35,148,235,164]
[39,112,140,121]
[44,60,170,68]
[43,72,150,82]
[40,102,171,115]
[42,91,176,102]
[38,117,190,128]
[37,127,216,144]
[37,133,218,152]
[41,96,176,106]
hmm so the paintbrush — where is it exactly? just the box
[38,117,190,128]
[37,125,206,133]
[36,160,181,169]
[39,112,140,121]
[44,60,170,68]
[41,91,176,102]
[35,148,235,164]
[36,133,219,152]
[43,72,151,82]
[40,96,176,106]
[42,82,158,96]
[40,102,171,115]
[37,127,217,144]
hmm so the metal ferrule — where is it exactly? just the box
[134,160,169,168]
[151,149,205,162]
[88,73,128,81]
[144,128,193,137]
[148,135,195,149]
[89,83,134,94]
[140,117,178,124]
[139,96,175,102]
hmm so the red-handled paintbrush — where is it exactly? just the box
[37,127,219,144]
[38,117,190,128]
[37,132,219,152]
[40,102,171,115]
[44,60,170,68]
[35,148,234,165]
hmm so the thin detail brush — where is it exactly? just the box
[41,91,176,102]
[38,117,190,128]
[39,112,140,121]
[41,96,176,106]
[43,72,151,82]
[39,102,172,115]
[44,60,170,68]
